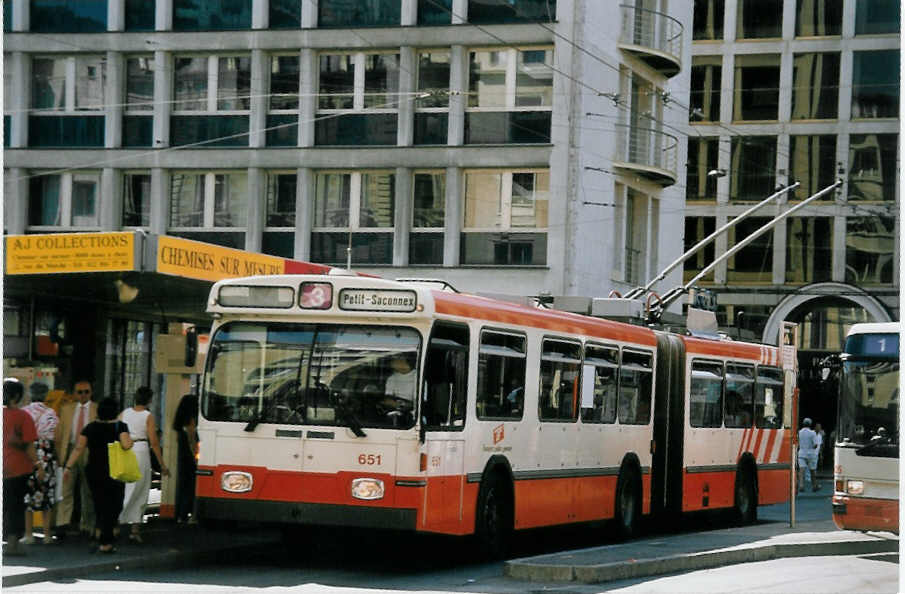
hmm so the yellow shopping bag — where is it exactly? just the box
[108,442,142,483]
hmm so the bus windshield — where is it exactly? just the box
[836,357,899,455]
[202,322,421,430]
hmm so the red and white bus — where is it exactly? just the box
[831,322,899,533]
[194,273,795,555]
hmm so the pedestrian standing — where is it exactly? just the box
[55,380,98,539]
[173,394,199,523]
[119,387,169,543]
[63,397,133,553]
[814,422,826,470]
[22,382,61,545]
[797,418,819,492]
[4,378,42,556]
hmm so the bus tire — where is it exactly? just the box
[614,465,640,540]
[734,466,757,525]
[475,473,512,559]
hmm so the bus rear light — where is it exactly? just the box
[420,453,427,472]
[846,480,864,495]
[299,282,333,309]
[351,478,385,500]
[221,471,253,493]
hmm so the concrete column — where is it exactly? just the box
[781,0,795,39]
[397,47,416,147]
[153,51,172,147]
[394,167,412,266]
[298,49,317,147]
[252,0,268,29]
[9,53,29,148]
[836,133,850,203]
[776,134,790,189]
[12,0,28,31]
[714,214,728,284]
[832,215,847,282]
[401,0,417,25]
[249,50,267,148]
[448,45,466,146]
[777,52,793,122]
[294,168,314,260]
[100,168,120,230]
[5,168,28,234]
[108,0,125,31]
[443,167,462,266]
[451,0,467,24]
[772,212,787,284]
[156,0,173,30]
[842,0,857,38]
[723,0,737,42]
[245,168,264,252]
[105,51,124,148]
[301,0,318,28]
[719,54,734,126]
[150,168,170,235]
[837,49,853,122]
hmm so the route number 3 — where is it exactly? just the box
[358,454,382,465]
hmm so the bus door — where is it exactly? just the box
[420,322,469,531]
[651,333,685,517]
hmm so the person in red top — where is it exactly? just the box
[4,378,43,556]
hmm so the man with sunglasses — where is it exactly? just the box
[54,380,97,538]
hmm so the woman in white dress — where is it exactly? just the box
[119,387,169,543]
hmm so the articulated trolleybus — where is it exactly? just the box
[832,322,900,533]
[195,273,795,555]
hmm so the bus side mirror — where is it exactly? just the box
[185,327,198,368]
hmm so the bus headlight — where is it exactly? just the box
[221,471,253,493]
[351,478,384,500]
[846,480,864,495]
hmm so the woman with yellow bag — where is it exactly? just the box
[63,398,133,553]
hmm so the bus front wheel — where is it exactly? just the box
[734,467,757,525]
[475,473,512,559]
[614,466,640,540]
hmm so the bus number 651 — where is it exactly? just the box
[358,454,382,465]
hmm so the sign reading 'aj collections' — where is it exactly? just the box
[5,232,135,274]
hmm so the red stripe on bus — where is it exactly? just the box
[778,432,791,462]
[833,495,899,533]
[762,429,778,463]
[737,428,749,461]
[683,337,769,360]
[750,428,765,461]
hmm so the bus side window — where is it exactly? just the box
[538,339,582,422]
[690,360,723,428]
[581,344,618,424]
[618,349,653,425]
[725,363,755,428]
[422,322,470,429]
[476,330,526,421]
[755,366,783,429]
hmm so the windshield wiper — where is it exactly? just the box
[244,397,273,432]
[334,398,367,438]
[855,436,897,456]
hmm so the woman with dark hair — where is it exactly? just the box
[64,397,132,553]
[119,387,168,543]
[22,382,60,545]
[3,378,41,556]
[172,394,198,523]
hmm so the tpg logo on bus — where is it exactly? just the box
[493,424,505,444]
[339,289,417,313]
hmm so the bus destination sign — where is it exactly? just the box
[339,289,417,313]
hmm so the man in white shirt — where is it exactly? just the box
[54,380,97,537]
[797,418,820,492]
[384,353,416,405]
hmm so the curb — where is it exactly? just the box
[2,537,276,588]
[505,538,899,584]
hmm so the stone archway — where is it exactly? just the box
[761,282,892,346]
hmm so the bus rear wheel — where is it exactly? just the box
[475,473,512,559]
[734,467,757,525]
[614,466,640,540]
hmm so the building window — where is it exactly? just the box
[622,189,649,285]
[125,0,156,31]
[683,217,716,283]
[4,2,11,32]
[466,48,553,144]
[266,55,300,147]
[736,0,782,38]
[733,54,780,121]
[848,134,897,201]
[686,137,720,201]
[730,136,776,201]
[28,171,100,228]
[690,56,721,122]
[855,0,900,35]
[415,51,450,145]
[173,55,250,147]
[727,216,773,283]
[789,135,836,201]
[122,56,154,147]
[538,339,582,422]
[467,0,557,23]
[30,56,105,147]
[791,53,839,120]
[693,0,724,40]
[786,218,833,284]
[462,170,548,265]
[846,217,895,285]
[852,50,900,118]
[169,172,248,248]
[796,0,842,36]
[311,171,395,265]
[418,0,452,24]
[318,0,400,27]
[410,171,446,265]
[122,172,151,227]
[316,53,399,145]
[173,0,252,31]
[476,330,527,420]
[30,0,107,33]
[270,0,301,28]
[263,172,297,258]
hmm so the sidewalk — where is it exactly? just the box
[505,490,899,584]
[2,519,281,588]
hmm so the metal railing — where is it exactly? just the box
[620,4,683,65]
[615,123,678,177]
